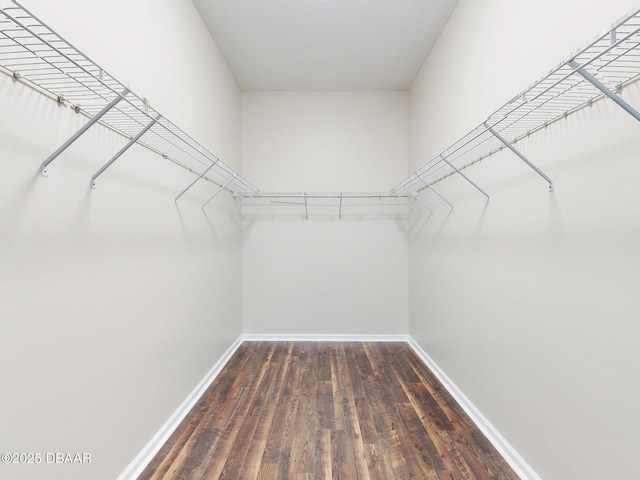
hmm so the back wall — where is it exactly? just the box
[241,91,409,335]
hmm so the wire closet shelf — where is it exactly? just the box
[391,6,640,211]
[0,0,258,205]
[1,2,639,216]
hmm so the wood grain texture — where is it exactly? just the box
[138,342,520,480]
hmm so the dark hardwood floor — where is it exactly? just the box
[138,341,520,480]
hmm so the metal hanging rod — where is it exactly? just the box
[0,0,258,204]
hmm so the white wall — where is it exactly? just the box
[408,1,640,479]
[241,91,409,335]
[0,1,242,479]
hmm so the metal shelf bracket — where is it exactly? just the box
[41,88,130,177]
[485,123,554,192]
[390,187,426,217]
[175,160,219,204]
[402,186,433,215]
[569,60,640,122]
[415,173,454,211]
[91,114,161,188]
[440,155,490,203]
[201,174,237,209]
[231,190,258,217]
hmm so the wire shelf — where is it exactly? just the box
[2,1,639,217]
[0,0,258,200]
[393,6,640,204]
[236,192,410,220]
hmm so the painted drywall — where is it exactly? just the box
[241,91,409,335]
[408,1,640,479]
[0,1,242,480]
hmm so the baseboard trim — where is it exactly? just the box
[407,337,542,480]
[118,333,540,480]
[241,333,411,342]
[116,335,245,480]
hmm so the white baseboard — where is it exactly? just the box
[241,333,411,342]
[118,333,540,480]
[406,337,542,480]
[116,335,244,480]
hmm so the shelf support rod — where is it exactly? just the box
[339,193,343,220]
[395,192,421,217]
[569,60,640,123]
[201,173,237,209]
[402,186,433,214]
[485,123,553,192]
[304,193,309,220]
[41,88,130,176]
[415,173,454,211]
[91,113,161,188]
[175,160,219,204]
[231,190,258,216]
[440,155,490,203]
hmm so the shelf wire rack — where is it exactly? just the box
[0,0,258,203]
[2,1,639,217]
[237,191,411,219]
[392,5,640,210]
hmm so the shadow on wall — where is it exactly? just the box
[0,169,42,247]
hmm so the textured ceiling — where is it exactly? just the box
[193,0,458,91]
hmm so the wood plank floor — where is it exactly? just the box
[138,342,520,480]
